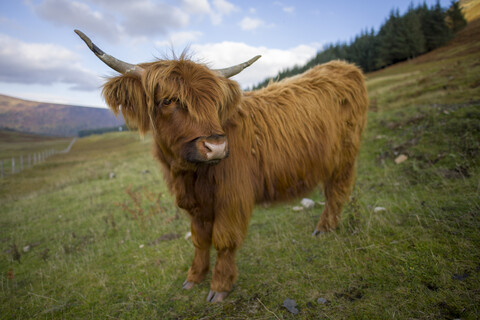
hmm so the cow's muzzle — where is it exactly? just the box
[184,135,229,164]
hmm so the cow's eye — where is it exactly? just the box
[162,99,172,106]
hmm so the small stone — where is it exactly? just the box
[374,207,387,213]
[139,244,144,249]
[292,206,304,212]
[23,245,31,253]
[184,231,192,240]
[394,154,408,164]
[452,273,469,281]
[282,298,299,314]
[301,198,315,209]
[317,297,328,304]
[109,172,116,179]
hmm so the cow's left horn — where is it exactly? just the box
[214,55,261,78]
[74,29,144,76]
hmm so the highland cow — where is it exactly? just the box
[75,30,368,302]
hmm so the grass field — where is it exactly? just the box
[1,22,479,319]
[0,130,72,160]
[0,130,72,178]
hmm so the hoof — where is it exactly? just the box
[182,281,195,290]
[206,290,229,303]
[312,229,325,236]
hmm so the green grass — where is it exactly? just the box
[1,28,480,319]
[0,130,71,158]
[0,130,72,177]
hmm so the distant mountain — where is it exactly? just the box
[0,94,124,137]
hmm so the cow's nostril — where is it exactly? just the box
[204,142,213,152]
[204,141,227,160]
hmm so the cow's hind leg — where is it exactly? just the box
[183,219,212,290]
[314,161,356,235]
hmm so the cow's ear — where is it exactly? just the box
[102,75,150,135]
[217,78,242,124]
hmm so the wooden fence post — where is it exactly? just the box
[1,160,3,178]
[12,157,15,174]
[21,155,24,171]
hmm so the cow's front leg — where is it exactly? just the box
[208,247,238,302]
[206,179,254,302]
[183,219,212,289]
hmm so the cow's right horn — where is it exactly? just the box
[214,55,261,78]
[74,29,144,76]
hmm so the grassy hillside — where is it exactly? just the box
[462,0,480,21]
[1,21,479,320]
[0,129,73,178]
[0,129,72,159]
[0,94,124,137]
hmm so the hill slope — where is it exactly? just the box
[0,7,479,319]
[1,19,480,320]
[0,94,124,137]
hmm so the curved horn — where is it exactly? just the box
[74,29,144,76]
[214,55,261,78]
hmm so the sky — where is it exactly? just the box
[0,0,452,108]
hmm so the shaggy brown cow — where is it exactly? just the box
[75,30,368,302]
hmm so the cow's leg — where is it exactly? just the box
[314,161,356,235]
[183,219,212,290]
[207,202,252,302]
[208,247,238,302]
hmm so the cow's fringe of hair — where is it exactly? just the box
[141,55,241,125]
[102,53,243,134]
[102,74,150,135]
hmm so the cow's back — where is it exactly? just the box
[236,60,368,203]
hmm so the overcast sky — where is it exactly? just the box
[0,0,451,108]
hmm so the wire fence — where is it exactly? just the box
[0,137,77,179]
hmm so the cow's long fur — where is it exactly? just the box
[102,56,368,298]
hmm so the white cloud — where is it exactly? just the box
[191,41,320,88]
[182,0,211,15]
[274,2,295,14]
[213,0,237,15]
[155,31,203,48]
[0,33,100,90]
[120,1,189,36]
[182,0,237,25]
[239,17,265,31]
[33,0,189,41]
[34,0,122,42]
[33,0,238,42]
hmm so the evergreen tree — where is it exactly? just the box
[348,29,378,72]
[377,9,410,67]
[251,0,466,90]
[420,0,452,51]
[403,7,426,59]
[446,0,467,33]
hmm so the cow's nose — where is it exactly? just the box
[204,140,227,160]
